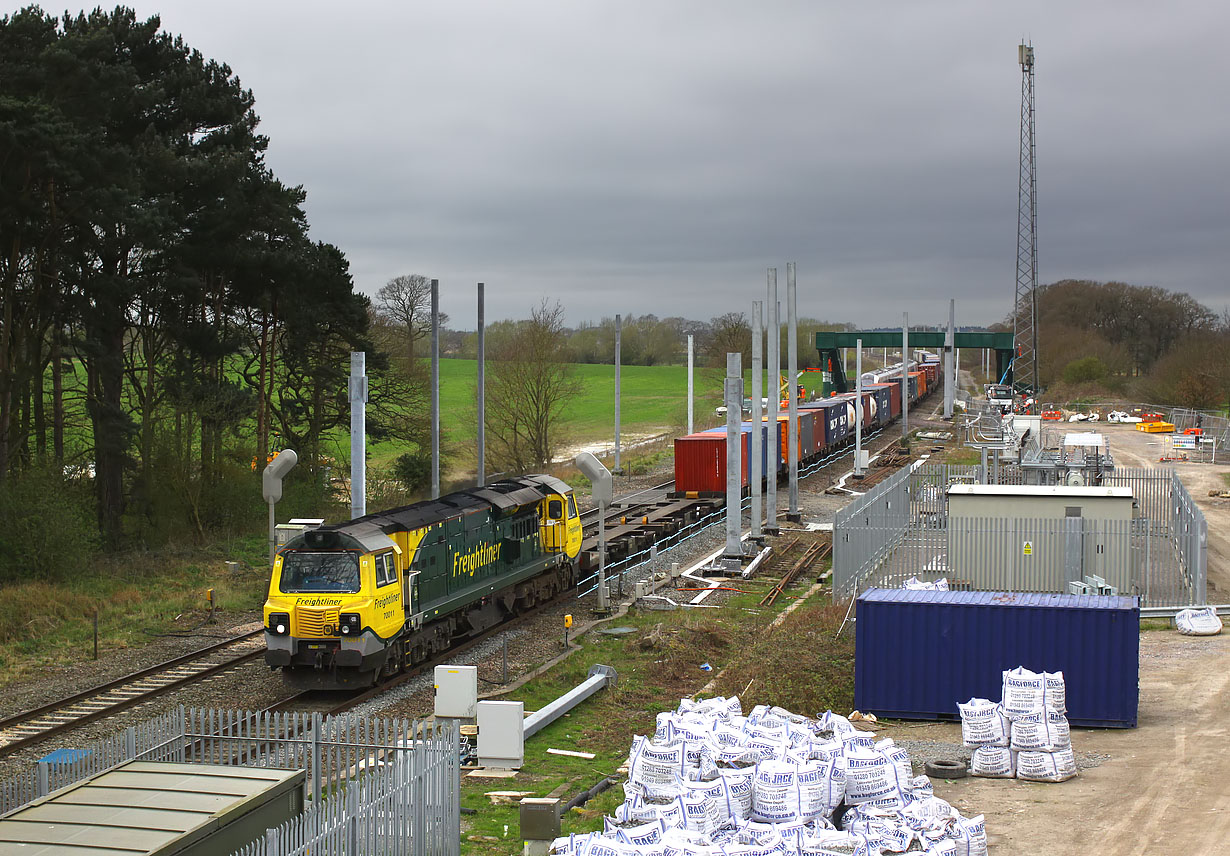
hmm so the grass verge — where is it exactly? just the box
[460,577,853,853]
[0,534,269,686]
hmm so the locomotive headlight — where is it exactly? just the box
[339,613,362,636]
[268,612,290,635]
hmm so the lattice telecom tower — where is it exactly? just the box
[1014,43,1039,395]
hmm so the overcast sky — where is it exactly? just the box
[55,1,1230,327]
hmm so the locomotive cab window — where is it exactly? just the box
[375,553,397,587]
[279,551,361,593]
[548,499,563,519]
[568,496,578,518]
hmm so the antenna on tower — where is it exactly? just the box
[1013,42,1039,398]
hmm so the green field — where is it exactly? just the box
[367,360,832,470]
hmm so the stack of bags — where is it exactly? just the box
[960,667,1076,783]
[549,697,988,856]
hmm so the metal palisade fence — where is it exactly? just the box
[0,707,460,856]
[833,463,1207,607]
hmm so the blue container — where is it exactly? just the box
[872,387,891,426]
[806,399,848,447]
[854,589,1139,728]
[701,421,777,479]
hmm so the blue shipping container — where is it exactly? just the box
[701,421,777,478]
[809,400,849,447]
[854,589,1139,728]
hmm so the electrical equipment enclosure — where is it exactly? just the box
[434,664,478,718]
[477,700,525,768]
[520,798,561,841]
[0,761,304,855]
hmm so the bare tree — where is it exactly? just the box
[485,300,582,472]
[375,274,448,365]
[704,312,752,368]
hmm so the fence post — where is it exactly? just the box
[347,780,360,853]
[1196,514,1208,605]
[1064,514,1083,585]
[312,713,323,806]
[35,762,48,799]
[125,725,137,761]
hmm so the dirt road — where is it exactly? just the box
[876,629,1230,853]
[872,421,1230,853]
[1096,422,1229,596]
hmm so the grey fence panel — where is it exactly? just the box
[833,463,1207,607]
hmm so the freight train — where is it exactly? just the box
[263,354,940,686]
[673,353,941,495]
[263,475,582,688]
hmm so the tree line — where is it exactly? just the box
[0,8,426,571]
[1029,279,1230,409]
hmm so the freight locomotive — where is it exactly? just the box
[263,475,583,689]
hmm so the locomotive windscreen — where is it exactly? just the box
[279,551,361,593]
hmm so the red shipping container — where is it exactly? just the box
[674,430,749,494]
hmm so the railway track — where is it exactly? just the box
[759,533,833,607]
[0,630,266,757]
[266,583,579,718]
[0,435,913,749]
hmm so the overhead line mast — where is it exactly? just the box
[1014,43,1039,397]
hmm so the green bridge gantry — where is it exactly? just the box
[814,330,1016,394]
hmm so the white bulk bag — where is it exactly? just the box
[751,760,831,824]
[843,747,905,806]
[717,768,754,824]
[629,738,688,790]
[682,779,734,832]
[909,775,934,799]
[950,814,988,856]
[957,699,1009,747]
[1043,671,1067,714]
[1015,745,1077,782]
[1000,667,1046,718]
[610,819,668,847]
[969,746,1015,779]
[1009,709,1070,752]
[1176,606,1223,636]
[875,739,913,791]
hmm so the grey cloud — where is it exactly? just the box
[81,0,1230,326]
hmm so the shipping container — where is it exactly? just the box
[871,386,892,425]
[854,588,1139,727]
[733,420,772,482]
[907,373,921,402]
[868,382,901,421]
[807,399,849,447]
[674,429,749,494]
